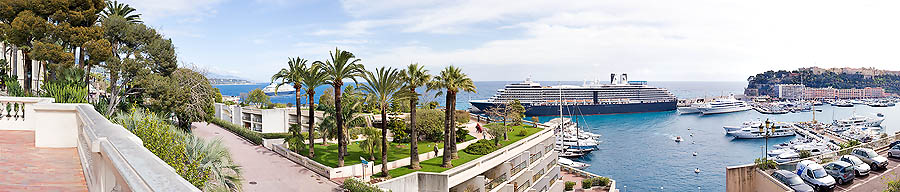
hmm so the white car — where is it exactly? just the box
[888,145,900,158]
[796,160,836,192]
[839,155,870,176]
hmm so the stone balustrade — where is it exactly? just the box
[0,96,199,192]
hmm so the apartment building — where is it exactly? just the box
[377,128,565,192]
[771,84,886,100]
[213,103,324,133]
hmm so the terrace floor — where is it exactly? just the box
[561,169,610,192]
[0,130,87,191]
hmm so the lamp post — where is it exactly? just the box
[764,118,772,161]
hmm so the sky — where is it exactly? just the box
[121,0,900,83]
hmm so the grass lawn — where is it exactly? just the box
[388,125,543,178]
[297,134,476,168]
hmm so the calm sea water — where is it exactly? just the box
[216,81,899,191]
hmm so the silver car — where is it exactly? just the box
[852,148,889,170]
[888,144,900,158]
[839,155,870,176]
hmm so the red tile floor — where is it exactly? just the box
[0,130,87,192]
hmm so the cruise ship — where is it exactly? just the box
[469,74,677,116]
[262,83,296,96]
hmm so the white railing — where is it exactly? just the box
[1,97,199,192]
[0,97,53,131]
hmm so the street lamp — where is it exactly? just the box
[764,118,772,161]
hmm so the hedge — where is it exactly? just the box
[462,139,496,155]
[564,181,576,191]
[261,132,291,139]
[207,118,263,145]
[342,177,390,192]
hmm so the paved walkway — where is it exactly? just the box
[192,123,340,192]
[0,130,87,191]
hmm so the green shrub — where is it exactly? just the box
[342,177,389,192]
[798,150,812,158]
[456,126,469,142]
[113,109,207,187]
[517,129,527,136]
[463,139,496,155]
[592,177,610,187]
[455,110,470,124]
[4,76,25,97]
[388,118,409,143]
[261,132,292,139]
[582,179,592,189]
[207,117,263,145]
[754,158,777,170]
[564,181,576,191]
[41,83,88,103]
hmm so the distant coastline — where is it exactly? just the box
[209,78,255,86]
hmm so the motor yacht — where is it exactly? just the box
[559,157,590,168]
[833,115,885,130]
[262,83,296,96]
[698,96,752,115]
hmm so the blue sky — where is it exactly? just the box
[123,0,900,83]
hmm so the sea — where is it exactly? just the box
[215,81,900,191]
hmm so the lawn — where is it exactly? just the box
[388,125,543,178]
[297,134,476,168]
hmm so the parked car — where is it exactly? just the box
[796,160,836,192]
[889,140,900,148]
[823,161,855,185]
[852,148,889,170]
[888,144,900,158]
[839,155,870,176]
[771,170,815,192]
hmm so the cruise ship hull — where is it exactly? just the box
[471,101,677,116]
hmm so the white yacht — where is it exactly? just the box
[728,122,796,139]
[262,83,296,96]
[678,102,705,114]
[723,120,762,133]
[558,157,590,168]
[833,115,885,130]
[698,97,752,115]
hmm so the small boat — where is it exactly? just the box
[694,168,701,174]
[557,148,586,158]
[692,152,698,156]
[674,136,683,142]
[559,157,590,168]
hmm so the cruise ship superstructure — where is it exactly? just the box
[470,74,678,116]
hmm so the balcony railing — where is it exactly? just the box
[1,97,199,191]
[511,161,526,176]
[485,173,508,191]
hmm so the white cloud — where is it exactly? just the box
[118,0,225,23]
[326,0,900,81]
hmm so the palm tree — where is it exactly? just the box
[272,57,328,157]
[271,57,307,153]
[101,0,142,23]
[319,48,365,167]
[400,63,431,170]
[428,66,476,168]
[360,66,407,176]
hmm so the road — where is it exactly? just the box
[833,151,900,192]
[192,122,340,192]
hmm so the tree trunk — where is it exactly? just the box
[12,46,18,79]
[335,82,345,167]
[409,89,421,170]
[441,93,453,168]
[380,106,388,177]
[307,89,316,158]
[449,92,458,159]
[23,51,31,95]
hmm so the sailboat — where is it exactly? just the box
[552,84,600,156]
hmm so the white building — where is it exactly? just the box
[376,128,566,192]
[1,42,46,93]
[776,84,805,100]
[213,103,324,133]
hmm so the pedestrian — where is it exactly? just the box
[433,144,439,156]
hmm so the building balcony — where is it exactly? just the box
[0,96,198,191]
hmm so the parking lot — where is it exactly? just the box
[833,152,900,192]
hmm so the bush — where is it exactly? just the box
[113,109,207,188]
[207,117,263,145]
[564,181,576,191]
[455,110,470,124]
[262,132,292,139]
[754,158,777,170]
[798,150,812,159]
[456,126,469,142]
[416,109,446,141]
[516,129,527,136]
[582,179,592,189]
[592,177,610,187]
[388,118,409,143]
[342,177,389,192]
[463,139,496,155]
